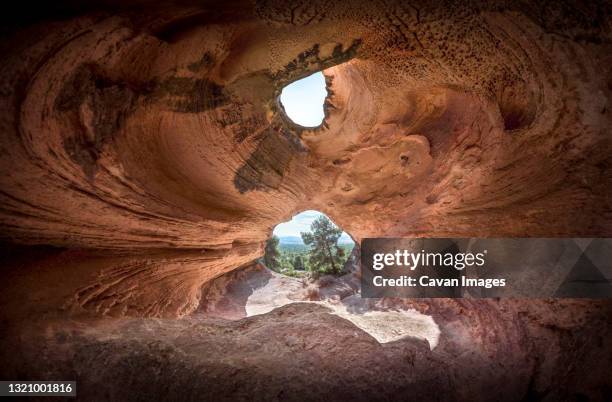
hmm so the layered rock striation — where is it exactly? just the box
[0,1,611,400]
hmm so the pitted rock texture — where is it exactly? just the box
[1,300,610,402]
[1,0,611,314]
[0,0,611,400]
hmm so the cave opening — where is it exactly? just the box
[279,72,327,127]
[264,210,354,278]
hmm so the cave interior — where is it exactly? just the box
[0,0,611,400]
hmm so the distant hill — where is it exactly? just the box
[278,236,303,245]
[278,235,354,245]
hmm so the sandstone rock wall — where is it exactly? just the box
[0,0,610,318]
[0,2,611,400]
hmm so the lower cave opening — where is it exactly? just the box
[264,210,355,278]
[197,209,441,349]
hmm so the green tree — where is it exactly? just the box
[292,255,305,271]
[301,215,345,275]
[264,235,281,271]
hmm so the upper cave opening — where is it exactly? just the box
[264,210,354,277]
[279,72,327,128]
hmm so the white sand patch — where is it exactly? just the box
[244,274,306,317]
[244,275,440,350]
[325,303,440,349]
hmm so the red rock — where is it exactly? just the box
[0,1,610,400]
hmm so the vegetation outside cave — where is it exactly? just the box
[264,212,354,278]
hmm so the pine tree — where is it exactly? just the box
[264,235,281,271]
[301,215,344,275]
[293,255,305,270]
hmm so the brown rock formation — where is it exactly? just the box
[0,0,611,400]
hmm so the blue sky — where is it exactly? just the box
[279,72,326,127]
[273,210,354,243]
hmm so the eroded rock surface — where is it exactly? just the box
[0,0,611,400]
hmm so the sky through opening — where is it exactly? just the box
[273,210,354,244]
[279,72,327,127]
